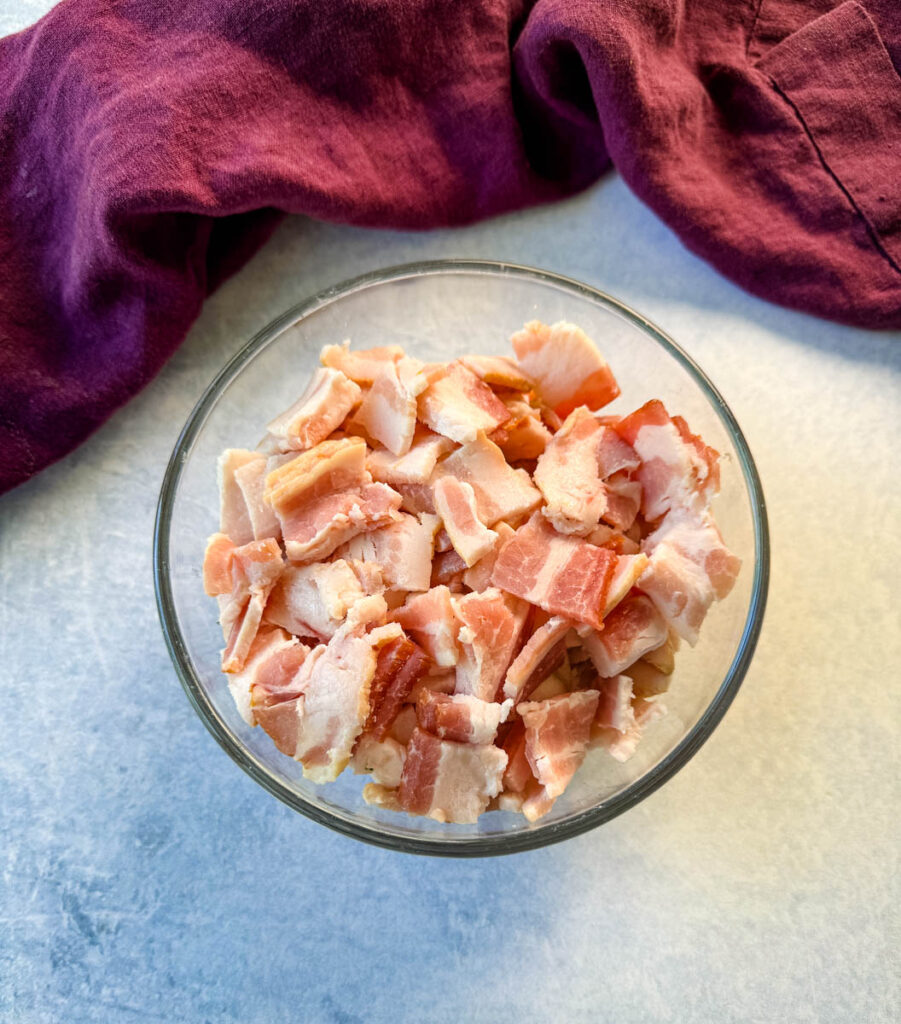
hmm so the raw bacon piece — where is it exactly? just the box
[281,483,403,563]
[394,481,437,515]
[217,448,260,545]
[221,627,308,726]
[354,359,422,456]
[416,691,511,744]
[320,340,404,385]
[643,509,741,601]
[367,428,454,485]
[337,512,437,592]
[351,732,406,788]
[230,538,284,593]
[417,361,510,443]
[436,434,541,526]
[502,615,571,702]
[221,589,268,673]
[453,588,529,702]
[594,674,635,733]
[603,553,650,615]
[460,354,535,391]
[491,399,552,461]
[518,690,599,799]
[490,514,617,629]
[266,368,362,452]
[534,407,607,535]
[367,635,431,740]
[433,476,498,568]
[638,544,714,645]
[233,457,281,541]
[462,521,515,592]
[291,619,397,783]
[510,321,620,417]
[392,586,461,667]
[265,559,365,639]
[614,401,719,519]
[397,727,507,824]
[203,533,235,596]
[582,594,668,677]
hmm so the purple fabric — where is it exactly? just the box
[1,0,900,494]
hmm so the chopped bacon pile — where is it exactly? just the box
[202,321,740,824]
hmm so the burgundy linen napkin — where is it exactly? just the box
[1,0,900,494]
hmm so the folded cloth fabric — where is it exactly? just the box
[1,0,899,493]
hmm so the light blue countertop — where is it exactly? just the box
[2,5,899,1023]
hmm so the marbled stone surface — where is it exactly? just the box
[2,4,899,1022]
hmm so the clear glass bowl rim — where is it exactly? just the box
[153,258,770,858]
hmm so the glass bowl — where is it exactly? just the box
[154,260,769,857]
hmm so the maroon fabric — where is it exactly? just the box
[1,0,900,494]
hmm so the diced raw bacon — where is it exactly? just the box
[491,399,552,461]
[354,360,420,456]
[604,553,650,615]
[230,538,284,593]
[534,407,607,535]
[397,727,507,824]
[392,586,461,667]
[459,354,535,391]
[337,512,436,592]
[265,559,365,639]
[601,474,642,531]
[416,690,511,744]
[510,320,620,417]
[614,401,719,519]
[266,368,362,452]
[217,449,260,545]
[233,457,280,541]
[320,340,404,385]
[290,619,384,783]
[264,436,367,509]
[221,589,268,673]
[366,635,431,740]
[593,697,667,762]
[490,514,617,629]
[597,426,641,478]
[453,588,529,702]
[203,533,235,596]
[582,594,668,677]
[518,690,599,799]
[433,476,498,568]
[436,434,541,526]
[594,674,635,733]
[281,482,403,563]
[351,732,406,788]
[638,544,713,645]
[417,362,510,444]
[431,548,468,586]
[643,509,741,601]
[625,659,671,699]
[462,521,515,592]
[220,626,305,725]
[673,415,721,496]
[502,615,571,702]
[366,428,454,485]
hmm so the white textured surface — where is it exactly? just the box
[2,5,900,1023]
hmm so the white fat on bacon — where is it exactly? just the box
[433,475,498,568]
[392,586,461,667]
